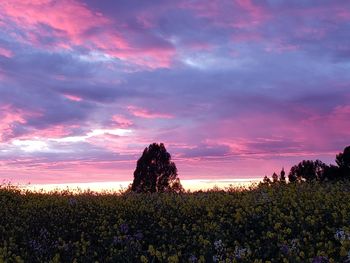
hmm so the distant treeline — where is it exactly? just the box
[263,146,350,184]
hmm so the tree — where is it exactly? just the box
[288,171,297,183]
[335,146,350,177]
[336,146,350,169]
[272,172,279,183]
[279,168,286,183]
[262,176,271,185]
[131,143,183,193]
[323,164,341,181]
[288,160,327,182]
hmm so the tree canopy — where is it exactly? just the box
[335,146,350,177]
[131,143,183,193]
[288,160,327,182]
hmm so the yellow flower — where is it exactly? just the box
[140,255,148,263]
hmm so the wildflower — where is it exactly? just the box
[335,229,348,241]
[312,256,329,263]
[189,255,197,263]
[113,236,122,244]
[290,239,299,251]
[134,232,144,240]
[234,246,249,259]
[140,255,148,263]
[213,240,225,261]
[214,239,223,252]
[29,239,44,256]
[68,198,77,206]
[120,223,129,234]
[280,244,289,255]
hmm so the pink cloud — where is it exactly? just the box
[0,47,13,58]
[0,105,75,141]
[127,106,173,119]
[0,105,35,142]
[0,159,134,184]
[112,115,133,128]
[303,105,350,139]
[27,125,77,139]
[64,94,83,102]
[235,0,268,27]
[0,0,118,46]
[0,0,175,68]
[181,0,269,29]
[109,47,175,69]
[337,9,350,20]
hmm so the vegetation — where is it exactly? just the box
[266,146,350,184]
[1,180,350,262]
[131,143,183,193]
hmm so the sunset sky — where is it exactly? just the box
[0,0,350,185]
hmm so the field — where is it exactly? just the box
[1,181,350,263]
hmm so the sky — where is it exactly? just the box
[0,0,350,185]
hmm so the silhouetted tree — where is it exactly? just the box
[131,143,183,193]
[288,172,297,183]
[288,160,327,182]
[272,172,279,183]
[262,176,271,185]
[279,168,286,183]
[323,164,341,181]
[336,146,350,177]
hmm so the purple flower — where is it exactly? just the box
[280,244,289,255]
[312,256,329,263]
[39,227,49,238]
[68,198,77,206]
[189,255,197,263]
[29,239,44,255]
[120,223,129,234]
[134,232,144,240]
[113,236,122,244]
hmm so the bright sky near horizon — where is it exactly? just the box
[22,178,261,193]
[0,1,350,185]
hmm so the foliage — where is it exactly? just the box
[271,172,279,183]
[264,146,350,184]
[336,146,350,178]
[279,168,286,183]
[131,143,183,193]
[336,146,350,169]
[1,181,350,262]
[288,160,327,182]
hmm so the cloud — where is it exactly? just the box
[0,47,13,58]
[179,144,231,159]
[127,106,173,119]
[0,0,176,68]
[0,0,350,183]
